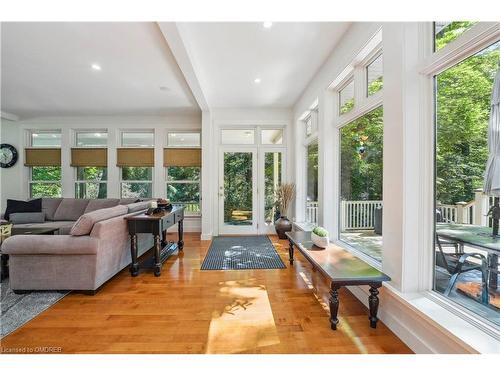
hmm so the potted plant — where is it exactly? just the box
[311,226,329,248]
[274,183,295,239]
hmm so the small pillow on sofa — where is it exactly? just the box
[126,201,151,213]
[70,205,128,236]
[10,212,46,224]
[4,198,42,220]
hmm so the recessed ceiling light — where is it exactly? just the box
[91,63,101,71]
[180,138,185,142]
[159,86,169,91]
[263,22,273,29]
[254,78,261,84]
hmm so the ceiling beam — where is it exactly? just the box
[157,22,209,111]
[1,111,19,121]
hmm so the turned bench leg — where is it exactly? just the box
[329,284,341,330]
[368,282,382,329]
[288,240,294,265]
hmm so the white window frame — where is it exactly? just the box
[28,129,62,148]
[330,32,384,270]
[166,131,201,148]
[419,22,500,335]
[74,167,108,199]
[119,167,154,199]
[166,167,201,216]
[74,129,108,148]
[120,129,155,148]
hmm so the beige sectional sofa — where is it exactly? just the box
[1,198,154,293]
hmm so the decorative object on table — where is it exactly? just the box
[157,198,172,210]
[274,183,296,239]
[482,64,500,237]
[0,143,18,168]
[311,226,329,248]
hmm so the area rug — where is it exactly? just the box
[201,236,286,270]
[1,278,68,338]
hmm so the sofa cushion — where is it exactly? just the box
[10,212,46,224]
[126,201,151,213]
[41,198,63,221]
[70,205,128,236]
[84,199,120,214]
[119,198,140,205]
[4,199,42,220]
[53,199,90,221]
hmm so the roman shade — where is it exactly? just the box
[163,148,201,167]
[71,148,107,167]
[24,148,61,166]
[116,148,154,167]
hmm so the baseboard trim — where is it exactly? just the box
[347,284,497,353]
[201,232,212,241]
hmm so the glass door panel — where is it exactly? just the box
[259,150,285,234]
[219,149,257,234]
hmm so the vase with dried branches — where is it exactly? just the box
[274,183,295,239]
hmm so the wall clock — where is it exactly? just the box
[0,143,18,168]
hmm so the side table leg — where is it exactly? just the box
[130,234,139,277]
[178,219,184,251]
[368,283,381,328]
[288,240,294,265]
[329,284,341,330]
[154,234,162,277]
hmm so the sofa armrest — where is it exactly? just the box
[1,235,99,255]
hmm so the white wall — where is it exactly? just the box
[291,22,499,353]
[0,114,202,232]
[201,108,293,239]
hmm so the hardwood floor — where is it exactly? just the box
[1,233,412,354]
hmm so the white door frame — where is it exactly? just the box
[258,147,286,234]
[218,146,258,235]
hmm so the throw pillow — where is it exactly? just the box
[4,198,42,220]
[9,212,46,224]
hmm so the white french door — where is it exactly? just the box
[218,147,285,235]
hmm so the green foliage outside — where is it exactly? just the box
[223,152,253,225]
[264,152,282,222]
[166,166,201,212]
[368,77,383,96]
[435,21,477,51]
[340,106,384,201]
[75,167,107,199]
[30,166,62,198]
[307,143,319,202]
[436,34,500,204]
[121,167,152,198]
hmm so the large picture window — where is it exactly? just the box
[75,167,107,199]
[306,141,318,224]
[29,166,62,198]
[166,166,201,214]
[339,106,383,262]
[120,167,153,198]
[434,39,500,327]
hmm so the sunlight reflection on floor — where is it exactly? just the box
[205,279,280,354]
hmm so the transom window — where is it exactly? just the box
[121,131,154,147]
[221,129,255,145]
[167,132,201,147]
[434,21,478,51]
[339,79,354,115]
[367,53,383,96]
[76,131,108,147]
[30,130,61,147]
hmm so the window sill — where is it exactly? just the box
[382,283,500,353]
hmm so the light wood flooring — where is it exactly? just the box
[1,234,412,354]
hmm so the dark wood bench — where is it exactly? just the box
[286,231,390,330]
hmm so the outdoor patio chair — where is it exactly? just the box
[436,208,463,254]
[435,235,489,304]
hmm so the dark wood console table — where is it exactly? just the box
[125,206,184,277]
[286,231,390,330]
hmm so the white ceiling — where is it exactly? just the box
[176,22,350,108]
[1,22,199,119]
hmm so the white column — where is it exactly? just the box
[107,127,120,198]
[382,22,428,292]
[154,126,165,198]
[60,127,73,198]
[201,110,213,240]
